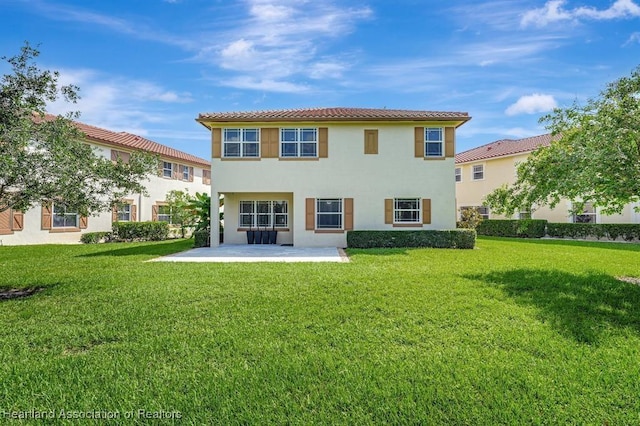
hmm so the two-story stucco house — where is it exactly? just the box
[0,117,211,245]
[196,107,471,247]
[455,134,640,223]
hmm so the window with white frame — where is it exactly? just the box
[316,199,342,229]
[162,161,173,178]
[281,128,318,158]
[158,205,172,223]
[455,167,462,182]
[425,127,444,157]
[394,198,421,223]
[572,202,596,223]
[117,203,131,221]
[461,206,489,220]
[52,203,78,228]
[518,207,532,220]
[223,128,260,158]
[472,164,484,180]
[182,165,190,181]
[239,201,289,228]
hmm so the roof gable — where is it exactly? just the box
[44,114,210,168]
[455,134,555,164]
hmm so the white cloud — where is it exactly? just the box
[505,94,558,116]
[521,0,640,27]
[46,68,193,132]
[624,31,640,45]
[204,0,372,90]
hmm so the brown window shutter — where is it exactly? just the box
[79,216,88,229]
[131,205,137,222]
[121,151,131,163]
[364,129,378,154]
[414,127,424,158]
[189,167,194,182]
[344,198,354,231]
[212,128,222,158]
[41,202,52,230]
[112,205,118,223]
[305,198,315,230]
[318,127,328,158]
[157,160,163,175]
[422,198,432,224]
[445,127,455,158]
[152,205,159,221]
[11,211,24,231]
[385,199,393,224]
[173,163,179,180]
[111,150,118,162]
[0,210,11,234]
[260,128,278,158]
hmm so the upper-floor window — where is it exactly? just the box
[394,198,421,223]
[472,164,484,180]
[281,128,317,158]
[203,169,211,185]
[455,167,462,182]
[223,128,259,158]
[163,162,173,178]
[425,127,443,157]
[316,198,342,229]
[53,203,78,228]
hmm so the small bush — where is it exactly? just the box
[194,230,210,248]
[476,219,547,238]
[458,207,484,229]
[347,230,476,249]
[547,223,640,241]
[112,221,170,242]
[80,232,113,244]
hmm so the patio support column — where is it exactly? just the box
[210,190,220,247]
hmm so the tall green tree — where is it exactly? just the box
[0,42,158,215]
[164,189,195,238]
[486,66,640,216]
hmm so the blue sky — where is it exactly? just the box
[1,0,640,160]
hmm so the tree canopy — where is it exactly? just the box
[0,42,158,215]
[485,66,640,216]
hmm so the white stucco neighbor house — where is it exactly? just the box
[196,107,471,247]
[0,117,211,245]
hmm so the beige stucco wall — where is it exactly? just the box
[210,122,459,247]
[456,153,639,224]
[1,143,210,245]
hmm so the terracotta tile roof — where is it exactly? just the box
[455,133,556,164]
[44,114,210,168]
[197,107,471,124]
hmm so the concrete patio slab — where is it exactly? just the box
[151,244,349,263]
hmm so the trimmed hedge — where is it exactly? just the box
[80,232,113,244]
[476,219,547,238]
[347,230,476,249]
[112,221,170,242]
[193,230,210,248]
[547,223,640,241]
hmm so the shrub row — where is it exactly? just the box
[347,230,476,249]
[80,232,113,244]
[476,219,547,238]
[112,221,170,242]
[546,223,640,241]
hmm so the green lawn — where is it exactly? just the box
[1,237,640,424]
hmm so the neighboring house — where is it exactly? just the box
[196,107,471,247]
[0,117,211,245]
[455,134,640,223]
